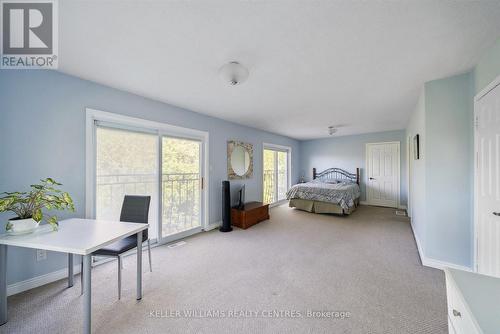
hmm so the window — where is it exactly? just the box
[95,126,159,238]
[161,136,202,237]
[86,109,208,244]
[263,144,291,204]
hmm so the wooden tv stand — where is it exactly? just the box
[231,201,269,229]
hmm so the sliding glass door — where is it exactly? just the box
[263,149,276,204]
[95,126,159,238]
[161,136,202,240]
[277,151,288,201]
[263,146,290,205]
[93,120,206,243]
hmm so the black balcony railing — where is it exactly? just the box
[161,173,200,236]
[96,170,287,236]
[96,172,200,237]
[263,169,287,204]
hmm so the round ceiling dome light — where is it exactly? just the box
[219,61,249,86]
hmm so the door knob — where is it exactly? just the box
[369,177,375,180]
[452,309,461,317]
[493,212,500,216]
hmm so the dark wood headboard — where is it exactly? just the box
[312,167,360,184]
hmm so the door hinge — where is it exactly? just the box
[474,115,479,129]
[201,177,204,190]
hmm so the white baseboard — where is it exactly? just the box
[7,264,82,297]
[8,216,471,297]
[359,201,407,210]
[421,257,472,272]
[410,220,425,265]
[7,239,181,296]
[409,219,472,272]
[7,229,214,297]
[269,200,287,208]
[203,221,221,231]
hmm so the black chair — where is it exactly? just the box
[81,195,153,299]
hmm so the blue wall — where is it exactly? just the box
[0,70,300,285]
[425,72,474,267]
[4,36,500,287]
[406,90,426,249]
[407,73,475,269]
[474,37,500,94]
[299,130,407,205]
[406,37,500,270]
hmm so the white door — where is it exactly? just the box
[475,82,500,277]
[366,142,400,208]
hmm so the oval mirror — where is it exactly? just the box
[230,146,250,176]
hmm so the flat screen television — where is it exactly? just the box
[237,184,245,209]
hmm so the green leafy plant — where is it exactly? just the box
[0,178,75,231]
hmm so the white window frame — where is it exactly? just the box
[262,143,292,206]
[85,108,210,236]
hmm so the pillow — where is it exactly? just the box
[314,178,340,184]
[319,178,356,184]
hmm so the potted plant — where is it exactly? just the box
[0,178,75,234]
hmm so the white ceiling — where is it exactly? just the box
[59,0,500,140]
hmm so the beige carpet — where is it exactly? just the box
[1,205,447,334]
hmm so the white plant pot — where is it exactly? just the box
[6,218,40,235]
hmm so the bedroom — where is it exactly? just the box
[1,1,500,334]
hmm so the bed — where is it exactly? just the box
[286,167,361,215]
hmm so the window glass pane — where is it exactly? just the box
[263,149,276,204]
[162,137,201,237]
[277,151,288,201]
[95,126,158,238]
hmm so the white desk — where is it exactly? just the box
[0,218,148,334]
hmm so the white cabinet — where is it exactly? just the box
[445,268,500,334]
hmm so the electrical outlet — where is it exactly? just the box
[36,249,47,262]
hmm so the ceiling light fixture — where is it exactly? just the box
[328,126,337,136]
[219,61,249,86]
